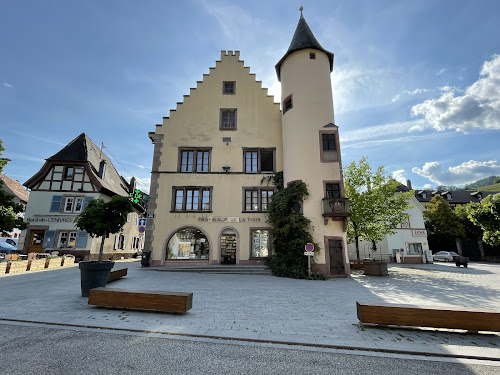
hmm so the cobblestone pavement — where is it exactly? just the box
[0,260,499,361]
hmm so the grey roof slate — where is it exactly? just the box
[275,16,334,81]
[398,183,499,205]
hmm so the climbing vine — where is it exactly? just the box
[264,172,321,279]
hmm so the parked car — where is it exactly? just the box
[0,241,17,254]
[433,251,459,262]
[0,237,18,247]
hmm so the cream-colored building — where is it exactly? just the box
[19,133,145,260]
[145,11,350,277]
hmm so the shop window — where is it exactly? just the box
[244,148,275,173]
[407,243,422,254]
[250,229,271,258]
[244,188,274,212]
[179,148,211,172]
[223,81,235,94]
[325,183,340,198]
[167,228,209,260]
[173,187,212,212]
[220,109,237,130]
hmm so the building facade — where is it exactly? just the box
[19,133,145,260]
[145,11,349,277]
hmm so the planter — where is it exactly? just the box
[79,261,115,297]
[363,261,389,276]
[45,257,62,269]
[0,262,10,274]
[28,258,47,271]
[8,260,29,274]
[62,256,75,267]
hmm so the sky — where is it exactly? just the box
[1,0,500,193]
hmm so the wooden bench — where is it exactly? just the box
[357,301,500,332]
[107,268,128,283]
[88,288,193,313]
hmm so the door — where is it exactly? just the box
[28,230,45,253]
[220,235,236,264]
[329,239,345,276]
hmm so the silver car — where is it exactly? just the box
[433,251,459,262]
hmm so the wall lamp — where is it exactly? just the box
[222,166,230,173]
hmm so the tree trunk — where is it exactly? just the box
[477,237,485,261]
[355,236,360,261]
[98,232,106,263]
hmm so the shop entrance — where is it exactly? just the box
[220,229,237,265]
[329,239,345,276]
[28,230,45,253]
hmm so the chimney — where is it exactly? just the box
[406,179,412,190]
[98,160,107,179]
[129,177,136,194]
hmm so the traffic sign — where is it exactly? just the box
[305,243,314,252]
[147,213,155,219]
[138,226,146,234]
[138,218,147,226]
[304,252,314,256]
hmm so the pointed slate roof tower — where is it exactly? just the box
[275,7,334,81]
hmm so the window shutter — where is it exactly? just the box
[50,196,62,212]
[123,235,127,250]
[83,196,94,210]
[114,235,119,250]
[42,230,56,248]
[75,231,88,248]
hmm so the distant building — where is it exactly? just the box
[0,174,29,238]
[19,133,145,260]
[145,10,350,277]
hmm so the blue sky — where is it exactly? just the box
[1,0,500,192]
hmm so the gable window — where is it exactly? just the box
[64,167,74,180]
[223,81,235,94]
[57,231,77,248]
[220,109,237,130]
[179,148,211,172]
[283,95,293,114]
[310,52,316,59]
[173,187,212,212]
[244,148,275,173]
[399,215,410,229]
[243,188,274,212]
[325,183,340,198]
[63,196,84,213]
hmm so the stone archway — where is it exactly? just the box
[163,225,212,264]
[218,226,239,265]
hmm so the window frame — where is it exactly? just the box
[64,166,74,180]
[319,130,340,163]
[323,181,345,198]
[62,195,84,213]
[243,148,276,174]
[222,81,236,95]
[178,148,212,173]
[57,230,78,249]
[399,214,411,229]
[242,187,275,212]
[283,94,293,114]
[249,228,272,259]
[407,242,422,254]
[219,108,237,130]
[172,186,213,213]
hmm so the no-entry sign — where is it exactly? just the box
[305,243,314,252]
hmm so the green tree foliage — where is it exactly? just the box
[344,156,413,261]
[265,172,320,278]
[466,194,500,246]
[0,139,28,236]
[74,195,133,262]
[436,185,462,191]
[495,177,500,184]
[423,195,465,252]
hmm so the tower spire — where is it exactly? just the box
[300,5,304,19]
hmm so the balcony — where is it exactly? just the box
[322,197,350,217]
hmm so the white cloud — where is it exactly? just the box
[423,184,433,189]
[411,54,500,133]
[3,83,13,88]
[391,169,407,184]
[392,88,431,102]
[412,160,500,185]
[436,68,446,76]
[392,94,400,102]
[340,119,425,143]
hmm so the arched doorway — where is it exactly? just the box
[165,227,210,261]
[219,227,238,265]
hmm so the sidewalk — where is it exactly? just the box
[0,260,499,361]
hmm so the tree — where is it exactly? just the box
[466,194,500,246]
[436,185,462,191]
[0,139,28,236]
[344,156,414,261]
[495,177,500,184]
[74,195,133,262]
[265,172,319,278]
[423,195,465,252]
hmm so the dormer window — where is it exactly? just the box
[64,167,74,180]
[446,193,452,200]
[421,192,427,199]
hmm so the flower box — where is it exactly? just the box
[62,256,75,267]
[45,257,62,269]
[0,262,9,274]
[28,258,47,271]
[7,260,29,274]
[363,261,389,276]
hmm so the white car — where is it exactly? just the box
[433,251,459,262]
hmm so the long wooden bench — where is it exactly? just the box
[107,268,128,283]
[357,301,500,332]
[88,288,193,313]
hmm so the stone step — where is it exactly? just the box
[152,265,272,275]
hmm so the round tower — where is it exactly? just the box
[276,8,349,277]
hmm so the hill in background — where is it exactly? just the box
[464,175,500,190]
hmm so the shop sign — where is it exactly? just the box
[26,216,74,223]
[412,229,427,237]
[197,216,261,223]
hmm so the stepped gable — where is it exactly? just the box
[275,13,334,81]
[157,50,279,129]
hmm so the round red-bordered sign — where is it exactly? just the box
[138,226,146,234]
[305,243,314,252]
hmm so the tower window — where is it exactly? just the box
[322,134,337,151]
[223,81,235,94]
[220,109,237,130]
[319,131,339,162]
[283,95,293,114]
[309,53,316,59]
[325,183,340,198]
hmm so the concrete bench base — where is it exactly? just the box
[88,288,193,313]
[357,301,500,332]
